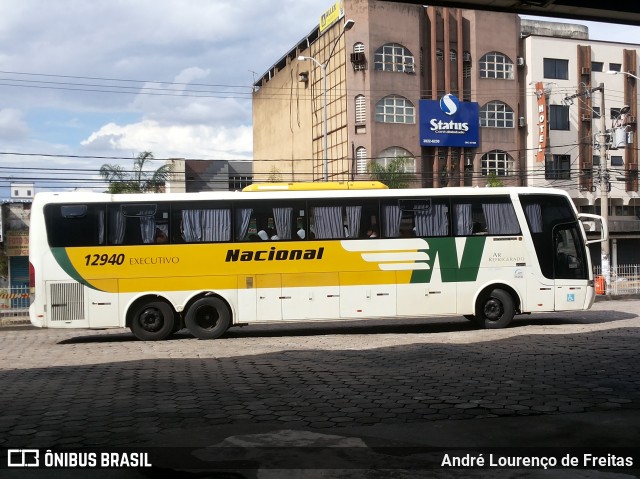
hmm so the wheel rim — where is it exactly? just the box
[138,307,163,332]
[484,298,504,321]
[194,305,219,330]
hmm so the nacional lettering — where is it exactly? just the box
[226,246,324,262]
[430,118,469,133]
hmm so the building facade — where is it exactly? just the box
[252,0,526,186]
[252,0,640,264]
[166,159,253,193]
[521,22,639,267]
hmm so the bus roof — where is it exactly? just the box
[242,181,388,192]
[31,186,574,205]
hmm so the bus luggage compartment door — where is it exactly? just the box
[339,271,397,318]
[281,273,340,321]
[85,279,119,328]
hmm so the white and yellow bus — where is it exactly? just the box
[29,183,607,340]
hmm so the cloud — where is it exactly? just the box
[81,120,253,160]
[0,109,29,140]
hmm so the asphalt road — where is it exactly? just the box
[1,299,639,478]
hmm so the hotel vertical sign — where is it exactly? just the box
[535,82,547,163]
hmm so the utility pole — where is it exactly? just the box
[597,82,610,292]
[564,83,610,291]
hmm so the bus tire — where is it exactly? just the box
[185,297,231,340]
[130,300,175,341]
[475,289,514,329]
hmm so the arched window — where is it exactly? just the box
[481,150,514,176]
[479,52,514,79]
[375,95,415,124]
[450,49,457,61]
[355,95,366,124]
[356,147,368,174]
[374,43,414,73]
[436,48,444,61]
[376,146,416,173]
[352,42,366,72]
[480,101,515,128]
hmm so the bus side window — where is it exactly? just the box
[45,204,106,247]
[108,203,170,245]
[452,197,520,236]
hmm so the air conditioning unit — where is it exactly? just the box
[581,67,591,75]
[298,72,309,83]
[350,52,365,63]
[403,63,415,73]
[463,52,472,62]
[516,57,525,67]
[518,117,526,127]
[581,114,592,122]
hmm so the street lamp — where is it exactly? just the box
[298,18,355,181]
[606,70,640,80]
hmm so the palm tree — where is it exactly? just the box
[367,156,415,189]
[100,151,173,193]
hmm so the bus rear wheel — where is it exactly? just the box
[130,300,175,341]
[475,289,514,329]
[185,297,231,340]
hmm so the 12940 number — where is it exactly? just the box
[84,254,125,266]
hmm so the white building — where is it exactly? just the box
[521,20,639,266]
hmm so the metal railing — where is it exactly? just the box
[593,264,640,295]
[0,285,30,325]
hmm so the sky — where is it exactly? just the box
[0,1,639,197]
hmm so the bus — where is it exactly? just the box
[29,184,607,341]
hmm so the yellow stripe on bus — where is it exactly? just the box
[242,181,388,191]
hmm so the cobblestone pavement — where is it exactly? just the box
[1,300,639,476]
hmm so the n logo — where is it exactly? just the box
[342,237,485,283]
[411,236,485,283]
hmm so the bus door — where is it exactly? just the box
[45,281,89,328]
[553,223,589,310]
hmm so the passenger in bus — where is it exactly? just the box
[297,229,306,239]
[267,228,279,240]
[257,230,269,241]
[155,228,168,244]
[367,227,378,238]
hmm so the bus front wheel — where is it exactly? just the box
[130,300,175,341]
[475,289,514,329]
[185,297,231,340]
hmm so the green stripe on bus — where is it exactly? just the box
[411,236,486,283]
[51,248,97,290]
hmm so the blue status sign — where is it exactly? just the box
[419,94,479,147]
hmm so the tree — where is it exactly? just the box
[486,172,504,187]
[367,156,415,189]
[100,151,173,193]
